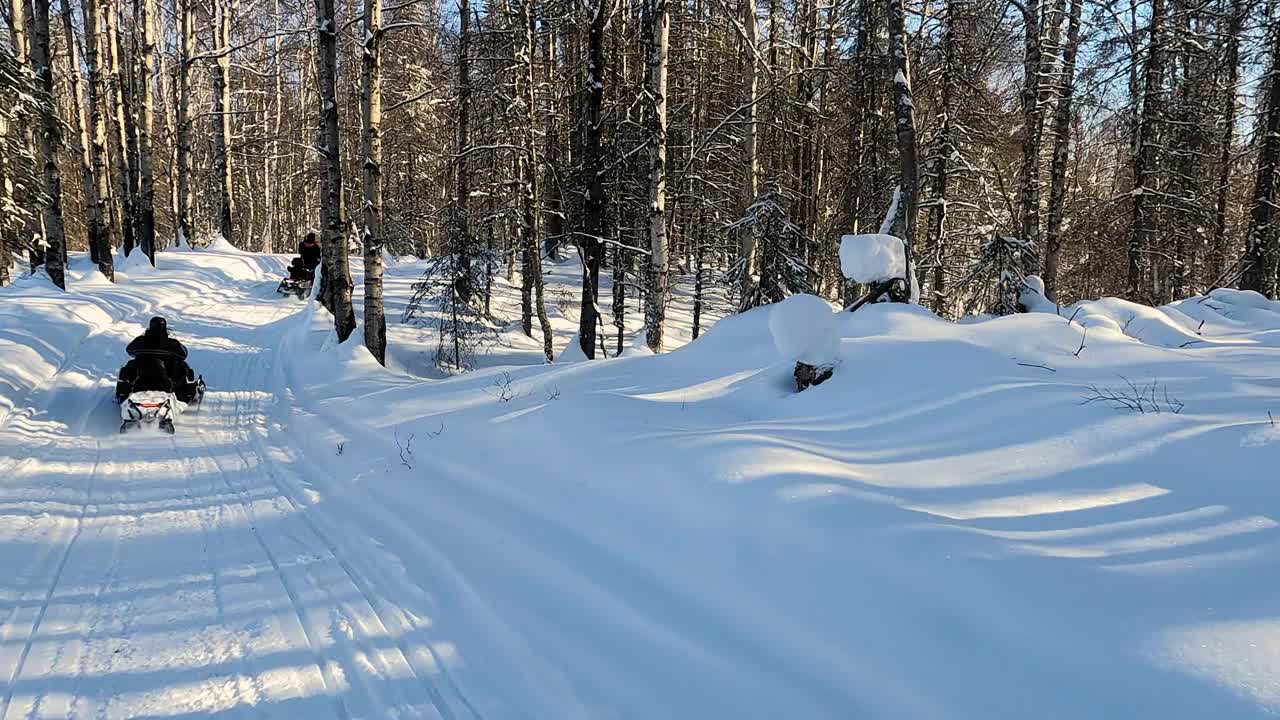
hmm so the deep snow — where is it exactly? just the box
[1,248,1279,719]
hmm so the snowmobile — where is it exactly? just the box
[116,358,205,434]
[276,258,314,300]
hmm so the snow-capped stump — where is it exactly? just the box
[839,233,906,285]
[769,294,839,392]
[1018,274,1056,313]
[839,233,912,304]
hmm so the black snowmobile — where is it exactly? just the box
[116,317,206,434]
[277,234,322,300]
[276,257,314,300]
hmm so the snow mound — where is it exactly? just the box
[1019,274,1055,313]
[557,332,589,362]
[769,293,839,366]
[118,248,156,275]
[200,234,244,253]
[620,331,655,358]
[840,233,905,284]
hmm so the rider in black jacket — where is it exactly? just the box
[119,317,198,402]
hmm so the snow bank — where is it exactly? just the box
[840,233,906,284]
[117,247,156,276]
[769,293,839,366]
[200,234,244,253]
[557,332,589,362]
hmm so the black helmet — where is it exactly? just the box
[147,316,168,337]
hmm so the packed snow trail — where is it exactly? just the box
[0,252,475,719]
[3,248,1280,718]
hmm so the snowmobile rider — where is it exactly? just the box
[120,317,198,403]
[299,232,322,273]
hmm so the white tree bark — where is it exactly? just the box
[360,0,386,363]
[643,0,669,352]
[29,0,67,288]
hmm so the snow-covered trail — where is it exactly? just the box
[0,254,473,719]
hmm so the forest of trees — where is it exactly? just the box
[2,0,1279,363]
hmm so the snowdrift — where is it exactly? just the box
[278,282,1280,718]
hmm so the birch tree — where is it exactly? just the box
[887,0,917,293]
[643,0,669,352]
[82,0,113,276]
[316,0,356,339]
[360,0,386,362]
[29,0,66,288]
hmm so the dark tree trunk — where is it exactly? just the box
[1241,25,1280,297]
[1043,0,1081,302]
[1128,0,1165,299]
[577,0,609,359]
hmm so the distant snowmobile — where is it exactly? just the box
[277,233,321,300]
[276,258,314,300]
[116,317,206,434]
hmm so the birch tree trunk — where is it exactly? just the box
[135,0,156,262]
[1017,0,1042,269]
[29,0,66,288]
[106,0,134,259]
[211,0,233,242]
[175,0,193,246]
[925,0,954,312]
[61,0,104,267]
[643,0,669,352]
[518,0,553,361]
[577,0,609,358]
[888,0,918,293]
[360,0,386,363]
[316,0,356,338]
[10,0,50,271]
[82,0,114,277]
[1043,0,1081,302]
[738,0,759,303]
[1240,26,1280,297]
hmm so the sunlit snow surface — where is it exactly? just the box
[1,246,1278,718]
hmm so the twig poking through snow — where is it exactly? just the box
[395,427,415,468]
[1079,377,1183,415]
[490,372,517,402]
[1017,362,1057,372]
[1074,327,1088,357]
[337,442,345,456]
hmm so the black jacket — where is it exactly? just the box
[299,240,322,270]
[127,332,188,361]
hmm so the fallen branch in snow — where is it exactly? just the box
[1080,377,1184,415]
[1017,362,1057,372]
[395,427,415,468]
